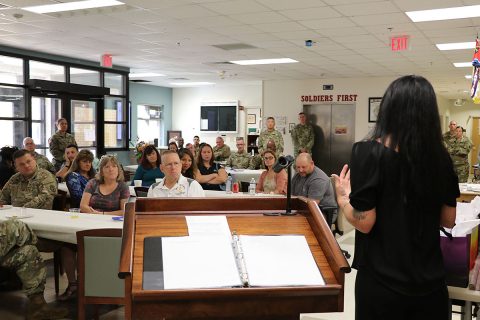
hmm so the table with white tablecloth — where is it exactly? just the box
[0,207,122,244]
[204,190,285,198]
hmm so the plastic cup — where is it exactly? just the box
[69,208,80,219]
[20,206,27,218]
[134,180,142,187]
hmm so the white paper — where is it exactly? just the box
[162,236,242,289]
[456,202,479,223]
[186,216,231,238]
[452,219,480,237]
[239,235,325,287]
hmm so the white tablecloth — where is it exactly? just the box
[226,169,264,183]
[0,207,122,244]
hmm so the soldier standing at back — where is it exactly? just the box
[49,118,76,172]
[291,112,314,157]
[447,126,472,183]
[226,137,251,169]
[443,120,457,149]
[258,117,284,154]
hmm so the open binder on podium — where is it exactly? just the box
[143,233,324,290]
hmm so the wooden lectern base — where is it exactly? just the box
[119,197,350,320]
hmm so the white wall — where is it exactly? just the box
[172,83,262,148]
[449,100,480,137]
[263,77,398,156]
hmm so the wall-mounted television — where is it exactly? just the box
[200,101,238,133]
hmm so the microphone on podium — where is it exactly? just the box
[273,155,295,215]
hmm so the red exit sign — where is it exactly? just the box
[391,36,409,51]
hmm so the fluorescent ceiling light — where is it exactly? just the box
[230,58,298,65]
[23,0,124,14]
[170,82,215,86]
[130,73,165,78]
[406,5,480,22]
[466,75,472,79]
[454,62,473,68]
[436,42,475,51]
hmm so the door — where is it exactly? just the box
[304,104,356,176]
[30,95,62,159]
[71,99,97,156]
[471,117,480,170]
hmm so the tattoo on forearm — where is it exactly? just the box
[352,209,366,220]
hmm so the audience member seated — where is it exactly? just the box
[226,137,251,169]
[0,219,68,319]
[168,141,178,152]
[131,145,164,187]
[0,146,18,189]
[0,150,57,209]
[196,143,227,190]
[178,148,198,179]
[80,155,129,215]
[256,150,287,194]
[185,143,196,156]
[213,136,231,161]
[148,150,204,197]
[291,153,336,206]
[250,139,278,169]
[55,144,78,180]
[177,137,184,149]
[23,137,55,174]
[65,150,96,208]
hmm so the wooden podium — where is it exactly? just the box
[119,196,351,320]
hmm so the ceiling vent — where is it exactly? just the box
[212,43,257,51]
[168,77,189,80]
[454,98,465,107]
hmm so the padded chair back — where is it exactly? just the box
[134,186,149,197]
[77,228,130,320]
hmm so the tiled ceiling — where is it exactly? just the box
[0,0,477,98]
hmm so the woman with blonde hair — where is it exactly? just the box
[80,155,129,215]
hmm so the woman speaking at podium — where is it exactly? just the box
[333,75,459,320]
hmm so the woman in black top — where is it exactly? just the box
[195,143,227,190]
[333,75,458,320]
[0,146,18,189]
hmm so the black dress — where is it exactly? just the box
[349,141,459,320]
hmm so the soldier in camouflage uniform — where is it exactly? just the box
[443,120,457,149]
[447,126,473,183]
[213,136,231,162]
[22,137,55,174]
[193,135,201,156]
[0,219,68,319]
[48,118,77,172]
[226,137,251,169]
[291,112,314,157]
[258,117,284,154]
[0,150,57,210]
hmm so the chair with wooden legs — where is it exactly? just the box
[76,228,131,320]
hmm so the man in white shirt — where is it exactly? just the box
[147,150,205,197]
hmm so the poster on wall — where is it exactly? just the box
[368,97,382,123]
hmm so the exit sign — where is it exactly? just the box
[391,36,409,51]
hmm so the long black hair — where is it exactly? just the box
[371,75,451,200]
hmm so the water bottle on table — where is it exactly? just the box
[248,178,256,195]
[226,175,233,193]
